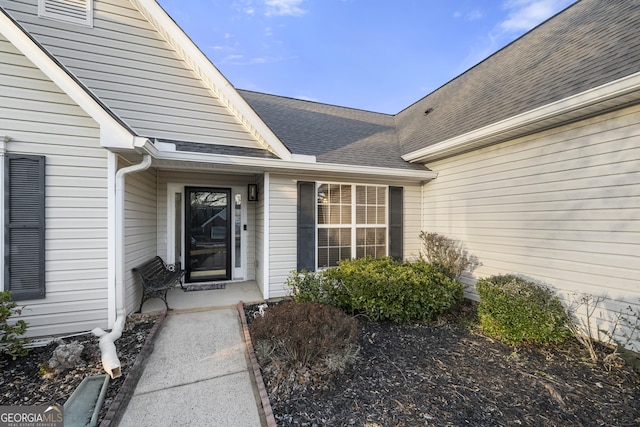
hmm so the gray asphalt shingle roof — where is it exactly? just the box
[395,0,640,154]
[240,0,640,166]
[238,90,425,170]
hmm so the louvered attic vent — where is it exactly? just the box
[38,0,93,27]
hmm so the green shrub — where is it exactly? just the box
[324,257,463,323]
[476,275,571,345]
[286,270,333,305]
[0,291,29,364]
[419,231,479,281]
[250,300,358,370]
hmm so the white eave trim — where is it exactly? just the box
[154,146,437,182]
[402,71,640,163]
[0,9,136,149]
[129,0,293,161]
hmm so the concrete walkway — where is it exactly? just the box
[118,308,265,426]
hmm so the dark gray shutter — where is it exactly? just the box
[388,186,403,260]
[5,154,45,300]
[297,181,316,271]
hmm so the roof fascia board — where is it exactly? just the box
[129,0,293,160]
[403,71,640,163]
[0,8,136,149]
[154,148,437,182]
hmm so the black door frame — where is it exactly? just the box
[184,187,232,282]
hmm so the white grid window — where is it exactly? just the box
[317,183,387,268]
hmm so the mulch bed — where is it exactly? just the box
[0,313,157,423]
[246,302,640,426]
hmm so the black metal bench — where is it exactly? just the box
[133,256,185,312]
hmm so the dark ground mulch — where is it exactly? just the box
[0,313,157,422]
[246,302,640,427]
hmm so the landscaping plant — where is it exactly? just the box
[476,275,571,345]
[309,257,464,323]
[0,291,29,364]
[250,300,358,371]
[419,231,479,281]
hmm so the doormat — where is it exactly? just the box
[183,283,226,292]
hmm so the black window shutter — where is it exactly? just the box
[388,186,403,261]
[297,181,316,271]
[5,154,46,300]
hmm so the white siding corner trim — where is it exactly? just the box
[262,172,270,297]
[38,0,94,28]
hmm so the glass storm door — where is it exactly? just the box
[185,187,231,282]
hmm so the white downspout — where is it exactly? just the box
[93,154,152,379]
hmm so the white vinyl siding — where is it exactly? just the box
[2,0,263,148]
[267,175,297,298]
[1,34,108,336]
[422,104,640,339]
[123,162,157,314]
[255,174,266,294]
[403,185,422,260]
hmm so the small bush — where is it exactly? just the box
[419,231,479,281]
[0,291,29,364]
[325,257,463,323]
[250,301,358,370]
[476,275,571,345]
[286,270,333,305]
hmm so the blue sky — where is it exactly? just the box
[157,0,576,114]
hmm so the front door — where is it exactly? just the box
[185,187,231,282]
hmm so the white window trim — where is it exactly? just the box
[315,182,389,270]
[38,0,94,28]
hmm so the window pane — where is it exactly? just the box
[318,247,329,268]
[317,184,328,204]
[376,228,386,245]
[340,228,351,245]
[377,206,386,224]
[356,186,366,204]
[355,205,366,224]
[318,228,328,247]
[328,228,340,246]
[318,204,328,224]
[367,186,376,204]
[329,184,341,204]
[377,186,386,204]
[341,185,351,204]
[341,208,351,224]
[367,206,376,224]
[330,205,341,224]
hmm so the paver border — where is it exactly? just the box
[237,301,278,427]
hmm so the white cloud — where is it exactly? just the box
[467,10,484,21]
[454,9,484,21]
[500,0,573,33]
[265,0,307,17]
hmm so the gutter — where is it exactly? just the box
[93,154,152,379]
[154,145,438,183]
